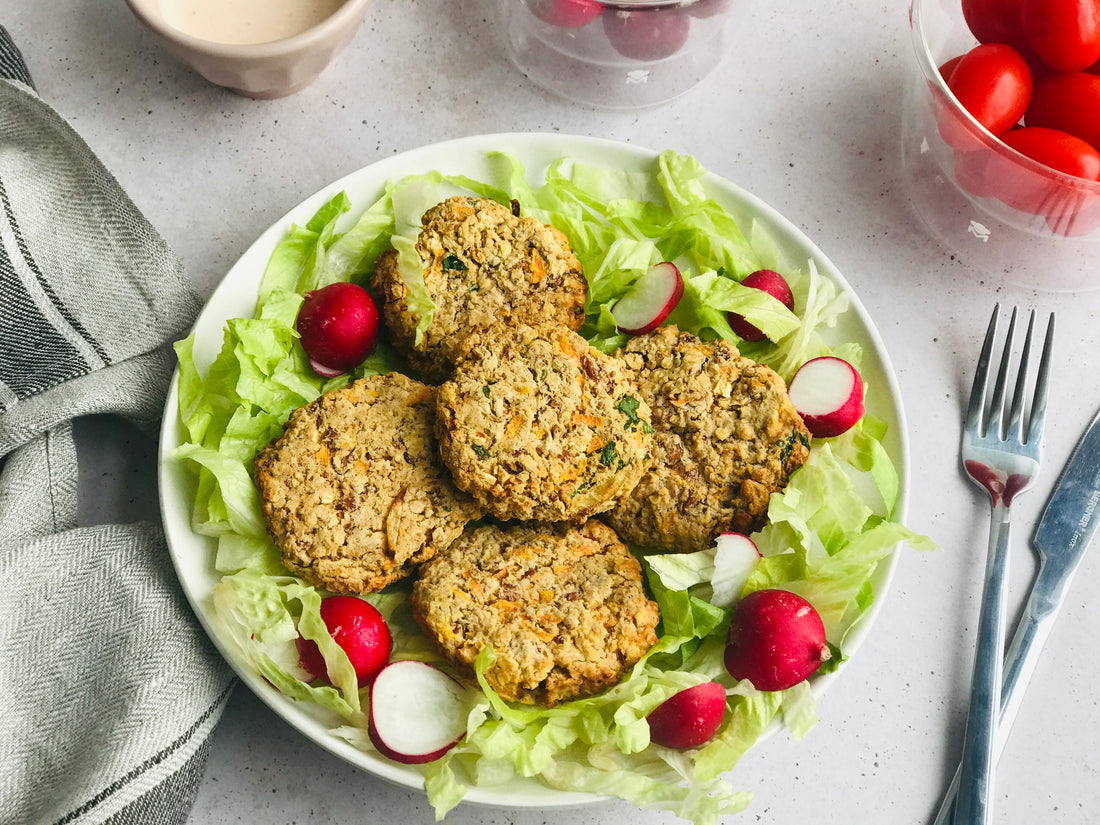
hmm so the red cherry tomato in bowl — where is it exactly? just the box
[962,0,1031,53]
[1020,0,1100,73]
[526,0,604,27]
[1002,126,1100,179]
[1026,71,1100,150]
[948,43,1033,136]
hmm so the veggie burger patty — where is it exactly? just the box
[435,321,655,523]
[371,195,587,384]
[410,519,660,707]
[604,326,812,551]
[254,372,484,594]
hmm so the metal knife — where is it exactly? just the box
[932,407,1100,825]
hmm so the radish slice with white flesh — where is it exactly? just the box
[710,532,762,607]
[612,261,684,335]
[368,660,471,764]
[787,356,865,438]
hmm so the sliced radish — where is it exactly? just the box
[787,356,865,438]
[612,261,684,335]
[723,588,830,692]
[368,660,471,764]
[710,532,762,607]
[647,681,727,749]
[727,268,795,342]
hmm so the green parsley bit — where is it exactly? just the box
[472,444,489,459]
[442,253,468,271]
[599,442,620,468]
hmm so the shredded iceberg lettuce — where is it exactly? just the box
[172,150,935,824]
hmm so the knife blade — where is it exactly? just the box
[931,407,1100,825]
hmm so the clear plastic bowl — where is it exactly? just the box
[900,0,1100,291]
[503,0,735,109]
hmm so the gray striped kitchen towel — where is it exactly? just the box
[0,26,235,825]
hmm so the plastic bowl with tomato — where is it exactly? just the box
[503,0,735,108]
[901,0,1100,289]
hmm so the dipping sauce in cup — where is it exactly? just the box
[160,0,347,45]
[125,0,371,98]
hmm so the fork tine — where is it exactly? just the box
[966,304,1000,435]
[1005,310,1035,443]
[1026,312,1055,445]
[986,306,1018,439]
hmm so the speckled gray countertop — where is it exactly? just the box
[9,1,1100,823]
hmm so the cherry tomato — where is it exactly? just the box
[687,0,730,17]
[948,43,1033,136]
[526,0,604,27]
[1026,71,1100,150]
[1020,0,1100,72]
[939,54,965,82]
[961,0,1031,54]
[953,147,999,198]
[1002,126,1100,179]
[603,7,691,61]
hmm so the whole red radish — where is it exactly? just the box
[296,595,393,686]
[368,660,471,764]
[1026,71,1100,150]
[727,269,795,342]
[646,682,727,749]
[296,281,380,377]
[612,261,684,335]
[787,355,865,438]
[1020,0,1100,73]
[603,7,691,61]
[526,0,603,27]
[723,589,830,692]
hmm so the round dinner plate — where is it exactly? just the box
[158,132,910,809]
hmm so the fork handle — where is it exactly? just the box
[953,509,1012,825]
[930,566,1061,825]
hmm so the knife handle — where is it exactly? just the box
[929,562,1061,825]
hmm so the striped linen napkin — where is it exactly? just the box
[0,27,235,825]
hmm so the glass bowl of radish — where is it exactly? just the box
[502,0,736,108]
[900,0,1100,291]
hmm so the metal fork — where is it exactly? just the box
[952,305,1053,825]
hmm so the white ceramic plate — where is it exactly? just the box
[158,132,910,809]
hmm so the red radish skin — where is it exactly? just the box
[723,589,830,692]
[612,261,684,335]
[296,595,393,687]
[646,682,727,749]
[727,269,795,342]
[295,281,380,377]
[787,356,865,438]
[368,660,471,764]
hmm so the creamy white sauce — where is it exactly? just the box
[160,0,347,45]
